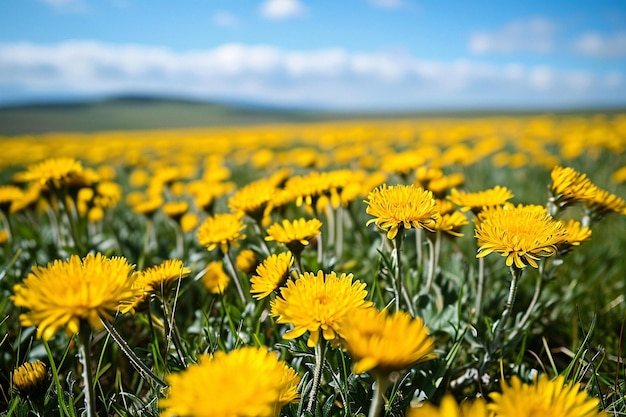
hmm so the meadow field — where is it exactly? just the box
[1,113,626,416]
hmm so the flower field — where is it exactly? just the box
[1,113,626,416]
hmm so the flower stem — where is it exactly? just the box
[493,266,523,349]
[77,322,97,417]
[335,206,344,260]
[254,219,272,257]
[101,319,168,390]
[368,375,389,417]
[425,230,441,293]
[306,339,326,413]
[223,249,248,304]
[475,257,486,323]
[138,218,153,271]
[392,232,404,313]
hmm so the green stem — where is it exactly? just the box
[509,269,542,342]
[223,249,248,304]
[425,230,441,293]
[160,288,188,368]
[415,228,423,272]
[254,219,272,257]
[475,257,486,323]
[306,339,326,413]
[392,232,404,313]
[368,375,389,417]
[335,206,344,260]
[77,322,97,417]
[101,319,168,389]
[493,266,523,350]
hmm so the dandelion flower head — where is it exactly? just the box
[160,346,300,417]
[250,251,294,300]
[475,204,568,268]
[265,218,322,254]
[228,179,277,221]
[11,253,139,340]
[133,259,190,295]
[197,212,246,253]
[488,374,605,417]
[201,261,230,295]
[365,184,439,240]
[14,157,84,189]
[271,270,372,347]
[340,307,436,375]
[12,360,49,398]
[448,186,514,214]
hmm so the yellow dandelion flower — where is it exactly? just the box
[549,166,597,209]
[133,259,190,295]
[12,360,48,398]
[435,199,456,216]
[9,183,41,214]
[197,212,246,253]
[180,212,199,233]
[365,184,439,240]
[132,195,164,218]
[160,346,300,417]
[162,201,189,223]
[0,185,24,213]
[11,253,139,340]
[557,219,592,254]
[475,204,568,268]
[251,252,293,300]
[0,229,8,244]
[271,270,372,347]
[94,181,122,208]
[448,186,514,214]
[381,150,425,177]
[586,188,626,218]
[431,211,469,237]
[265,218,322,254]
[488,374,605,417]
[228,179,277,221]
[406,395,492,417]
[201,261,230,294]
[426,173,465,198]
[14,157,83,189]
[236,248,258,274]
[340,307,436,375]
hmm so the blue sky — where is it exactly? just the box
[1,0,625,110]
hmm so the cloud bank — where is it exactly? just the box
[0,40,624,109]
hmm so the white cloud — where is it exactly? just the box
[260,0,306,20]
[212,11,240,28]
[0,41,623,109]
[469,18,556,55]
[573,31,626,58]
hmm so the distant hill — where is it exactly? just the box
[0,96,332,136]
[0,95,624,136]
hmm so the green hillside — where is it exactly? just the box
[0,97,326,136]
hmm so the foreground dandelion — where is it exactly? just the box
[271,270,372,347]
[12,253,140,417]
[475,204,567,269]
[406,395,490,417]
[340,307,436,376]
[160,346,300,417]
[488,374,605,417]
[340,307,436,417]
[11,253,139,340]
[250,251,294,300]
[271,270,372,412]
[365,184,439,239]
